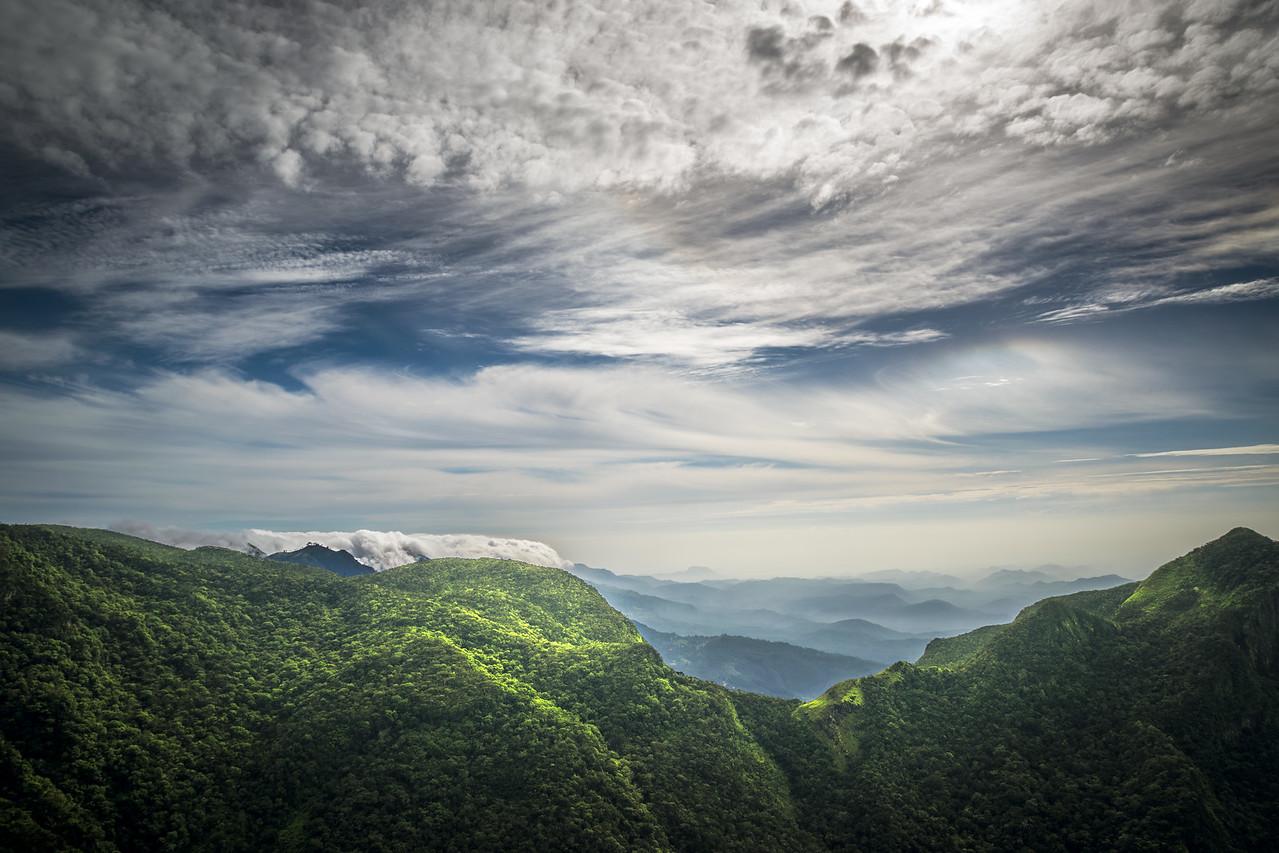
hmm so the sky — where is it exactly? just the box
[1,0,1277,577]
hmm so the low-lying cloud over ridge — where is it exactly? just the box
[113,522,569,570]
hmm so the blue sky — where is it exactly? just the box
[1,0,1276,575]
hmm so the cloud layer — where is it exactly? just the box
[4,0,1276,199]
[2,325,1274,573]
[2,0,1276,375]
[113,522,568,569]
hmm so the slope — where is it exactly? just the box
[0,525,818,853]
[781,527,1279,852]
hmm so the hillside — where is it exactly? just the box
[0,525,816,853]
[786,527,1279,851]
[2,524,1277,851]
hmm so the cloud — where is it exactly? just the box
[1,0,1274,204]
[1037,277,1279,323]
[3,0,1277,372]
[0,336,1267,537]
[111,521,569,569]
[837,43,879,78]
[1132,443,1279,458]
[0,330,79,369]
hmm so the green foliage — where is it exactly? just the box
[2,524,1277,852]
[0,525,812,852]
[790,527,1279,852]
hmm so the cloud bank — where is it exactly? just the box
[4,0,1276,201]
[113,522,569,570]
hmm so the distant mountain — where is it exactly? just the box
[852,568,966,587]
[799,618,932,663]
[974,567,1058,586]
[267,542,374,576]
[653,565,720,581]
[635,623,882,700]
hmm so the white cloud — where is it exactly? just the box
[0,330,79,369]
[1132,443,1279,458]
[0,338,1265,539]
[2,0,1275,204]
[1037,277,1279,323]
[112,521,568,569]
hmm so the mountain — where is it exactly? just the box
[0,525,817,852]
[973,567,1059,586]
[777,527,1279,850]
[568,566,1121,637]
[267,542,375,576]
[634,623,882,700]
[798,618,932,663]
[654,566,720,581]
[2,524,1276,851]
[576,570,994,660]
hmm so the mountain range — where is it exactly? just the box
[1,524,1275,850]
[567,562,1132,693]
[634,623,882,700]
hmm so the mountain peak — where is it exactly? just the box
[1119,527,1277,618]
[1213,527,1270,546]
[268,543,374,577]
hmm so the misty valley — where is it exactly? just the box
[568,561,1134,699]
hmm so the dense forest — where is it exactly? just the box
[2,524,1276,851]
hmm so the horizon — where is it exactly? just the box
[27,518,1274,583]
[2,0,1277,576]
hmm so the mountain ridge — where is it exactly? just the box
[2,524,1276,851]
[266,542,375,576]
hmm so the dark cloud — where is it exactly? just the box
[839,2,868,25]
[881,37,933,77]
[837,43,879,78]
[746,26,786,62]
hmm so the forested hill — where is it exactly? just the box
[2,524,1278,852]
[0,524,814,852]
[780,526,1279,851]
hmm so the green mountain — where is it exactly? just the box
[786,527,1279,851]
[267,542,376,576]
[0,525,813,852]
[634,623,883,700]
[2,524,1277,851]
